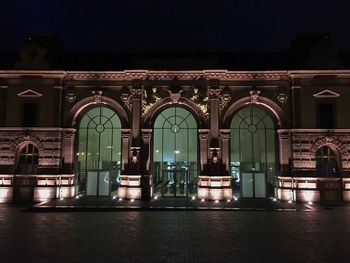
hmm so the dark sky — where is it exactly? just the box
[2,0,350,52]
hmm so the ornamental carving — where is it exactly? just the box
[249,90,261,104]
[130,88,143,100]
[209,88,221,99]
[310,136,346,155]
[170,92,181,104]
[91,90,103,104]
[12,135,44,152]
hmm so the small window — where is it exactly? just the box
[17,144,39,174]
[316,146,339,176]
[22,103,37,127]
[317,103,335,129]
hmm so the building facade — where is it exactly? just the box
[1,70,350,203]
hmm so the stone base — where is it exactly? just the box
[278,188,295,201]
[0,186,13,203]
[198,175,232,200]
[118,175,143,199]
[117,187,142,199]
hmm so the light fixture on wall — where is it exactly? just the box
[277,93,288,104]
[66,92,76,103]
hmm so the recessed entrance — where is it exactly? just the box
[76,106,121,197]
[230,106,277,198]
[153,107,198,197]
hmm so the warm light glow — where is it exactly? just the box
[272,198,277,202]
[60,197,64,200]
[201,198,205,202]
[215,200,219,203]
[131,199,135,202]
[118,198,123,201]
[227,199,231,203]
[174,150,180,154]
[192,196,195,200]
[308,201,313,205]
[288,200,292,203]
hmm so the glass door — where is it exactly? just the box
[153,107,198,198]
[241,172,266,198]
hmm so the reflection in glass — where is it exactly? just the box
[76,106,121,196]
[153,107,198,197]
[230,106,277,198]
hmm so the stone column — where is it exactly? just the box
[130,82,143,146]
[292,86,301,128]
[62,128,76,173]
[141,129,152,200]
[0,86,8,126]
[53,86,63,127]
[121,129,130,172]
[208,81,221,148]
[220,129,230,173]
[198,129,209,173]
[278,129,291,176]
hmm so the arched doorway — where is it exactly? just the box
[316,146,339,176]
[153,106,198,197]
[230,105,277,198]
[76,106,122,196]
[13,143,39,203]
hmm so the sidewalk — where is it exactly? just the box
[30,196,316,212]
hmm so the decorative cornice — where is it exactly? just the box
[64,70,290,81]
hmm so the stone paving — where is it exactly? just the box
[32,196,311,212]
[1,204,350,263]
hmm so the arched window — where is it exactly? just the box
[17,144,39,174]
[153,106,198,197]
[76,106,122,196]
[316,146,339,176]
[230,105,277,198]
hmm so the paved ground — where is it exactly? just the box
[32,196,307,211]
[1,204,350,263]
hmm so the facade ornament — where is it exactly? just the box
[130,88,143,100]
[92,90,103,104]
[311,136,346,155]
[169,92,181,104]
[249,90,261,104]
[277,93,288,104]
[66,92,76,103]
[209,88,221,99]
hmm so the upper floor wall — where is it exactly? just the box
[0,70,350,130]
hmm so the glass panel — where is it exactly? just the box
[254,173,266,198]
[153,106,197,197]
[98,171,110,196]
[242,173,253,198]
[86,171,98,196]
[230,105,277,198]
[77,106,122,196]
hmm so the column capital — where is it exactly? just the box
[129,87,143,100]
[208,88,221,99]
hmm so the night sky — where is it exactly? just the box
[1,0,350,52]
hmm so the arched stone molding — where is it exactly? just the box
[67,96,129,128]
[143,97,207,129]
[311,136,346,156]
[222,96,287,128]
[12,135,44,153]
